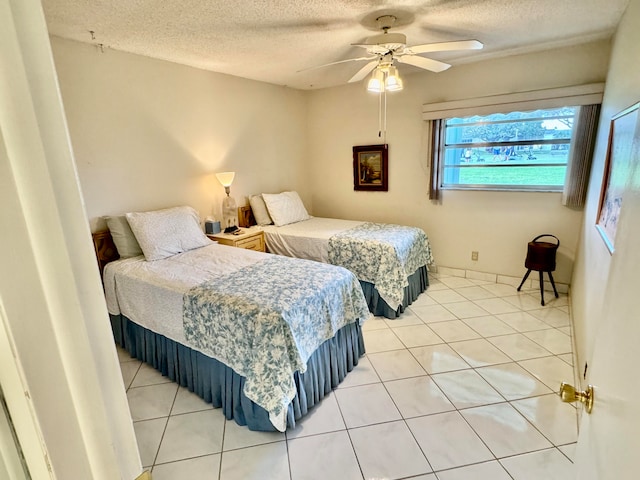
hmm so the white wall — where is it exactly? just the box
[571,0,640,380]
[50,37,310,230]
[306,40,611,283]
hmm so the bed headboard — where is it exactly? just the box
[238,205,257,228]
[92,230,120,278]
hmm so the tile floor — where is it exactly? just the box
[119,273,579,479]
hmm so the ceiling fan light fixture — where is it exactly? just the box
[367,68,385,93]
[385,66,403,91]
[367,65,403,93]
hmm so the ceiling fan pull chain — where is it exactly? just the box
[378,87,382,138]
[380,86,387,143]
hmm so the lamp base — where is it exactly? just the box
[221,195,239,233]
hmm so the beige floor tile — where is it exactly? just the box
[500,448,575,480]
[127,383,178,422]
[432,369,504,409]
[368,349,427,381]
[152,454,220,480]
[461,403,553,457]
[391,324,444,348]
[448,338,512,368]
[455,286,498,301]
[427,289,468,304]
[429,320,482,342]
[362,328,404,353]
[288,431,361,480]
[220,442,290,480]
[476,362,553,400]
[511,394,578,445]
[225,418,285,449]
[495,311,550,332]
[474,297,521,315]
[334,383,401,428]
[518,356,575,390]
[407,412,493,471]
[436,461,512,480]
[410,344,471,374]
[336,356,381,389]
[133,418,167,468]
[462,315,516,337]
[488,333,553,361]
[350,421,432,479]
[443,301,490,319]
[412,304,458,323]
[383,309,424,327]
[385,376,455,418]
[155,410,225,464]
[285,393,345,440]
[524,329,572,355]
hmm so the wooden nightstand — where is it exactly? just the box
[208,228,265,252]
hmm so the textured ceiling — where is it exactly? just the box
[42,0,629,90]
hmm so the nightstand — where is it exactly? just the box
[208,228,265,252]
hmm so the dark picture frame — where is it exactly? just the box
[353,144,388,191]
[596,101,640,254]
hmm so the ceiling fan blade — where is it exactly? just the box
[396,55,451,73]
[348,60,379,83]
[406,40,483,55]
[297,56,376,73]
[352,43,391,55]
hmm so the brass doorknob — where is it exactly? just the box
[559,382,594,413]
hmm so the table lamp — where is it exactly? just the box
[216,172,239,233]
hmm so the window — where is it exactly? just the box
[438,107,578,191]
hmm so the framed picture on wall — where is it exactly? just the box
[596,101,640,254]
[353,144,388,191]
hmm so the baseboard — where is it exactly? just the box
[432,265,570,294]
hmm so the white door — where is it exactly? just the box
[0,386,30,480]
[574,155,640,476]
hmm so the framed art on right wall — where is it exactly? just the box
[596,101,640,254]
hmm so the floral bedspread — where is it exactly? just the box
[182,255,370,432]
[328,223,434,309]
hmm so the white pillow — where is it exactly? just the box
[125,206,211,261]
[104,215,143,258]
[262,191,310,227]
[249,194,273,226]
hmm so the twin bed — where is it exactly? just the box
[97,198,433,432]
[247,191,434,318]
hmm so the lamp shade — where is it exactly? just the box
[367,68,385,93]
[215,172,235,187]
[385,66,403,91]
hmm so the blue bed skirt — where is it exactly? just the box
[111,314,365,431]
[360,265,429,319]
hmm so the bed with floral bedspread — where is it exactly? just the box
[101,239,370,431]
[262,217,433,318]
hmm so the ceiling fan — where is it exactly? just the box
[303,15,483,84]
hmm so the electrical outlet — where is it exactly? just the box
[471,251,479,261]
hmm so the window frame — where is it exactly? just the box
[423,84,604,199]
[437,108,577,192]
